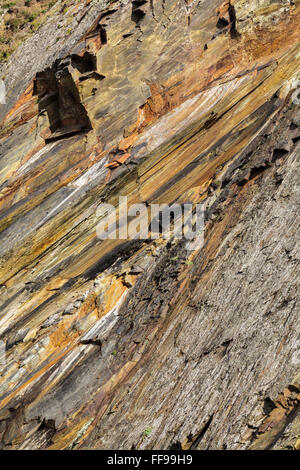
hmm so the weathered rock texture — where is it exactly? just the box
[0,0,299,450]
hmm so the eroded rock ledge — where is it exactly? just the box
[0,0,299,450]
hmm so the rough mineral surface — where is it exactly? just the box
[0,0,299,450]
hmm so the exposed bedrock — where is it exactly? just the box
[0,0,299,450]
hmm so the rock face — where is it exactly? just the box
[0,0,299,450]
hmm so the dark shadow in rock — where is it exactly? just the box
[71,51,97,74]
[131,1,147,25]
[272,148,288,161]
[228,3,240,38]
[169,440,182,450]
[216,17,229,29]
[33,60,92,143]
[263,397,277,415]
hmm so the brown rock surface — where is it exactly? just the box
[0,0,299,450]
